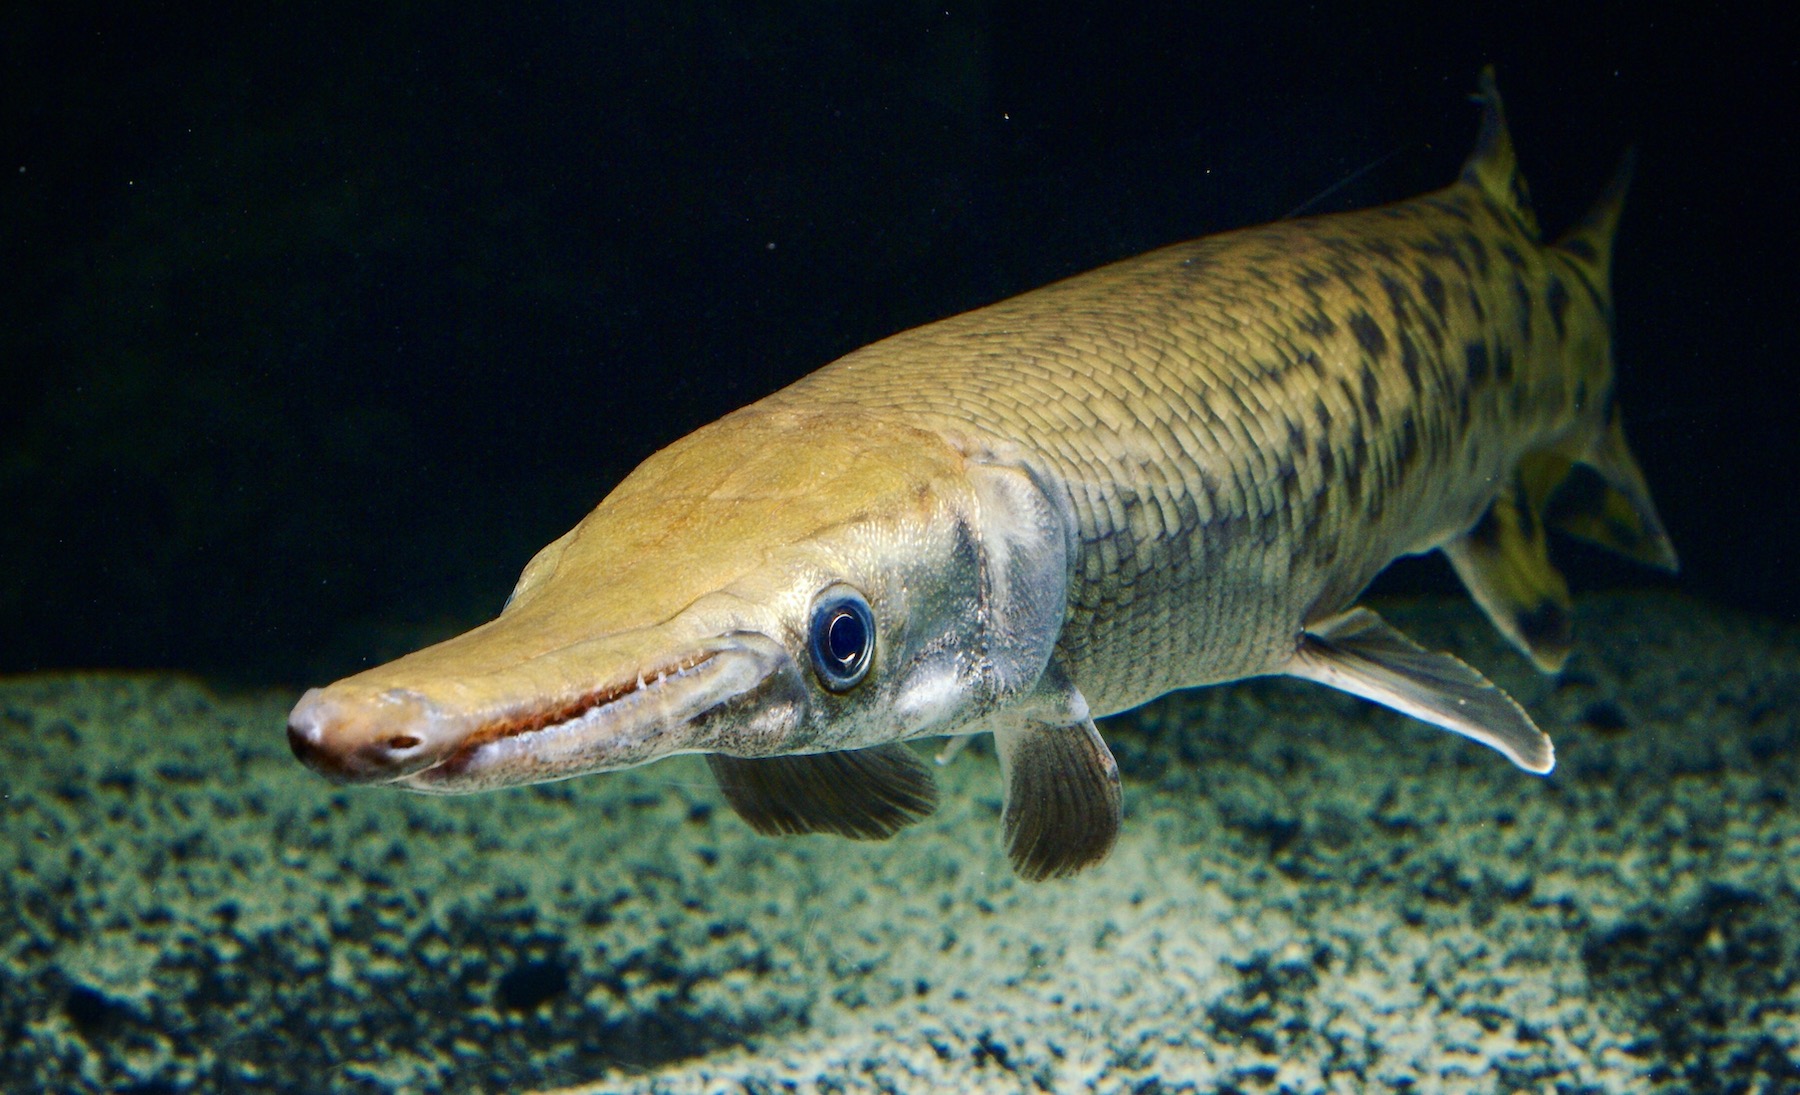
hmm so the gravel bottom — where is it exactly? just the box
[2,592,1796,1093]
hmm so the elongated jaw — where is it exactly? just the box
[286,631,800,794]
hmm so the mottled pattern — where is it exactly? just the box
[770,183,1612,716]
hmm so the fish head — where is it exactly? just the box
[286,405,1070,793]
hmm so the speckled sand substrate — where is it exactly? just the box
[2,593,1796,1093]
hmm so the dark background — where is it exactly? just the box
[2,3,1792,687]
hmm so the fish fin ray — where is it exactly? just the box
[1554,147,1635,290]
[995,713,1121,881]
[1289,606,1555,774]
[1460,65,1540,239]
[1442,466,1574,673]
[707,744,938,841]
[1548,414,1680,572]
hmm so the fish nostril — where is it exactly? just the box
[285,688,448,783]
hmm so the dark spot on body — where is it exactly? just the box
[1465,341,1490,385]
[1565,263,1610,324]
[1512,274,1534,345]
[1462,232,1490,277]
[1296,348,1325,375]
[1420,313,1445,352]
[1418,267,1448,321]
[1562,237,1597,262]
[1466,286,1486,322]
[1398,331,1423,393]
[1287,418,1310,459]
[1498,242,1526,270]
[1197,467,1221,514]
[1379,272,1412,323]
[1396,413,1420,472]
[1422,232,1471,276]
[1476,194,1511,228]
[1358,367,1383,425]
[1349,310,1387,358]
[1367,238,1398,262]
[1300,310,1337,337]
[1494,342,1515,383]
[1344,418,1368,500]
[1424,196,1474,222]
[1547,275,1571,341]
[1276,455,1301,501]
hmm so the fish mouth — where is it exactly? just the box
[288,633,795,796]
[390,631,798,793]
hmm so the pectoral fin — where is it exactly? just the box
[1442,472,1574,674]
[707,744,938,841]
[1289,606,1554,774]
[994,712,1122,881]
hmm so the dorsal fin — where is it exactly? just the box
[1460,66,1541,240]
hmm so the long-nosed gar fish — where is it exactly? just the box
[288,71,1675,880]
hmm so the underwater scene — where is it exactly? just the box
[4,4,1794,1093]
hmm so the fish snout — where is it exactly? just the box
[286,686,456,784]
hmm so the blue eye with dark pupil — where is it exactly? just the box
[826,611,865,666]
[809,590,874,691]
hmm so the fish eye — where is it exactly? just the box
[808,587,875,692]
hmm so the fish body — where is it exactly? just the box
[289,71,1674,879]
